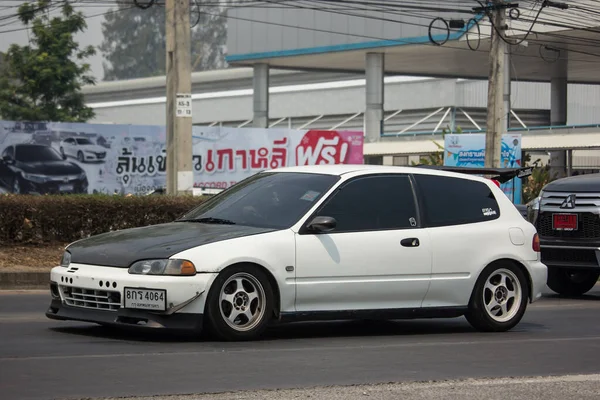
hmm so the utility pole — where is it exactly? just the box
[484,0,506,168]
[165,0,193,195]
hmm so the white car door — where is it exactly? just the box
[64,138,75,157]
[294,174,433,312]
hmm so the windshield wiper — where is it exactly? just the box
[180,217,237,225]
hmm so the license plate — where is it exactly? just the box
[552,213,578,231]
[124,287,166,311]
[59,184,74,191]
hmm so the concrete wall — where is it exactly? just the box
[86,73,600,129]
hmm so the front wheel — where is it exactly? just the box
[547,267,599,297]
[204,265,274,341]
[465,262,529,332]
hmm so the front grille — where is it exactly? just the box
[61,286,121,311]
[537,212,600,239]
[541,192,600,208]
[541,248,599,265]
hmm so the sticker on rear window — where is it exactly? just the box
[482,208,497,216]
[300,190,320,202]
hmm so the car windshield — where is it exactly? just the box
[76,138,93,145]
[177,172,340,229]
[15,145,63,162]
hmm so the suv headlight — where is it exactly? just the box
[22,172,49,183]
[528,195,541,211]
[61,251,71,267]
[128,259,196,276]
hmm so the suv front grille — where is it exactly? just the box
[537,212,600,239]
[61,286,121,311]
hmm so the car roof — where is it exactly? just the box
[265,164,491,182]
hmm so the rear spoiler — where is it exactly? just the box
[415,165,533,184]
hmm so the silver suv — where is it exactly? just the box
[529,173,600,296]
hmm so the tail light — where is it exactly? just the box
[491,179,501,187]
[532,233,540,252]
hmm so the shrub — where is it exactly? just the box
[0,194,207,245]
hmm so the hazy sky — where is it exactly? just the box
[0,2,111,81]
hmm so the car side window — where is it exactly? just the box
[316,175,418,232]
[413,174,500,227]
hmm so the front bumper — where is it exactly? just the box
[22,178,88,195]
[524,260,548,303]
[46,264,218,331]
[539,240,600,270]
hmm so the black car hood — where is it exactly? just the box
[544,173,600,193]
[19,161,82,175]
[67,222,276,268]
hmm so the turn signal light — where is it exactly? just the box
[532,233,541,252]
[180,260,196,276]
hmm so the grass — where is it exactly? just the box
[0,243,66,272]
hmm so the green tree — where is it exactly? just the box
[0,1,96,122]
[99,2,227,81]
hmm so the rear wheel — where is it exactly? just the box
[465,262,529,332]
[547,267,599,297]
[204,265,274,341]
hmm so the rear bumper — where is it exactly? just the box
[524,260,548,303]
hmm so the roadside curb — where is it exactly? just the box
[0,272,49,290]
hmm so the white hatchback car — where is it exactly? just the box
[47,165,547,341]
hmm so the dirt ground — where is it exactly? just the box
[0,244,66,272]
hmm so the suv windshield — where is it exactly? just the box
[178,172,339,229]
[15,145,63,162]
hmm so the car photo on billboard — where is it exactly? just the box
[0,144,88,194]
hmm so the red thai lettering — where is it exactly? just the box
[270,137,288,169]
[235,150,248,170]
[205,149,216,173]
[250,147,269,169]
[217,148,234,171]
[296,130,350,165]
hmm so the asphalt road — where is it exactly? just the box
[1,287,599,400]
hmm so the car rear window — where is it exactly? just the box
[413,174,501,227]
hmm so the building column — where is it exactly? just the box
[549,54,568,178]
[365,52,384,142]
[550,55,568,126]
[253,63,269,128]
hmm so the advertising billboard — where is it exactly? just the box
[0,121,364,195]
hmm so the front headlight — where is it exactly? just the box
[527,195,541,211]
[61,251,71,267]
[128,259,196,276]
[22,172,50,183]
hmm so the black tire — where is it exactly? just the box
[547,267,599,297]
[77,151,84,162]
[465,262,529,332]
[204,264,274,341]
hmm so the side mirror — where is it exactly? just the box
[2,155,14,165]
[306,216,337,233]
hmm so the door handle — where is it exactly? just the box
[401,238,420,247]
